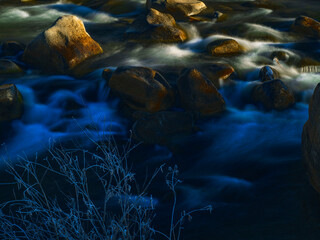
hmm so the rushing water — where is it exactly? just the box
[0,0,320,239]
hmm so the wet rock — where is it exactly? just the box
[0,59,23,76]
[251,79,295,110]
[149,24,187,43]
[129,8,187,43]
[302,83,320,193]
[271,51,290,63]
[147,8,176,27]
[207,39,242,57]
[133,111,195,144]
[165,0,207,17]
[0,41,25,57]
[23,15,103,74]
[147,0,207,17]
[0,84,24,122]
[197,63,235,89]
[259,66,280,82]
[292,16,320,39]
[177,68,226,116]
[106,66,175,113]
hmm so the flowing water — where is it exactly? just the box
[0,0,320,239]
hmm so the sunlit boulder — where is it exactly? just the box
[147,0,207,17]
[23,15,103,74]
[128,8,187,43]
[207,39,242,57]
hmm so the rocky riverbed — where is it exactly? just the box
[1,0,320,239]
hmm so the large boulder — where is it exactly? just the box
[106,66,175,113]
[251,79,295,110]
[133,111,195,144]
[177,68,226,116]
[302,84,320,193]
[259,66,280,82]
[292,16,320,39]
[207,39,242,57]
[0,84,23,122]
[23,15,103,74]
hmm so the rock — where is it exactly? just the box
[149,25,187,43]
[147,0,207,17]
[23,15,103,74]
[129,8,187,43]
[107,66,174,113]
[177,68,226,116]
[0,41,25,57]
[302,83,320,193]
[0,59,23,76]
[133,111,195,144]
[196,63,235,89]
[165,0,207,17]
[147,8,176,27]
[207,39,242,57]
[271,51,290,63]
[292,16,320,39]
[259,66,280,82]
[0,84,24,122]
[251,79,295,110]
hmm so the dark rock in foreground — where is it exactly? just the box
[133,111,195,144]
[106,66,175,113]
[23,15,103,74]
[0,84,23,122]
[178,68,226,116]
[251,79,295,110]
[302,83,320,193]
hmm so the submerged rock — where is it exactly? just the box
[292,16,320,39]
[0,59,23,76]
[106,66,175,113]
[259,66,280,82]
[0,84,23,122]
[133,111,195,144]
[23,15,103,74]
[177,68,226,116]
[207,39,242,57]
[251,79,295,110]
[302,83,320,193]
